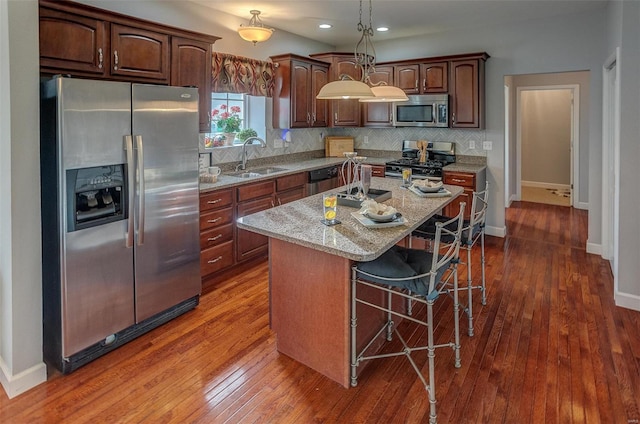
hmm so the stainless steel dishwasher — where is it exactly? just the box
[306,165,340,195]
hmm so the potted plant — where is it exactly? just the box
[211,105,241,145]
[237,128,258,143]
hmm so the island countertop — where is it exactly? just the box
[236,177,463,262]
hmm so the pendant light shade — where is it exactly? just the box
[238,10,274,45]
[360,85,409,102]
[316,80,374,99]
[315,0,407,102]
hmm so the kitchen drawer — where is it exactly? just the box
[443,171,475,188]
[276,172,306,192]
[200,189,233,212]
[237,180,275,202]
[370,165,386,177]
[276,187,305,205]
[200,240,234,276]
[200,223,233,249]
[199,206,233,231]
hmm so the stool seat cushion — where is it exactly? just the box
[413,215,481,243]
[356,246,449,296]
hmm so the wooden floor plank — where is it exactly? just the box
[1,201,640,424]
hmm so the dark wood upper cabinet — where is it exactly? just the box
[310,52,362,127]
[421,62,448,93]
[450,57,486,128]
[270,54,329,129]
[362,65,394,127]
[394,61,447,94]
[39,0,219,122]
[110,24,169,83]
[171,37,213,132]
[39,7,107,76]
[394,64,420,94]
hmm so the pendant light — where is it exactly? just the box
[316,0,408,102]
[238,10,274,45]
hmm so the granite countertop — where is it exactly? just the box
[236,177,463,262]
[200,157,393,192]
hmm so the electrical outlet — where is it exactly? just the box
[274,138,284,148]
[483,141,493,150]
[364,135,369,144]
[469,140,476,149]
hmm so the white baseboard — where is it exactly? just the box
[575,201,588,210]
[486,225,506,238]
[615,292,640,312]
[586,240,602,255]
[0,356,47,399]
[521,180,570,190]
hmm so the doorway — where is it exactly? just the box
[516,85,579,208]
[601,48,620,275]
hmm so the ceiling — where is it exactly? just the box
[191,0,609,47]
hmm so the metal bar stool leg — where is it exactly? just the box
[480,229,487,305]
[466,243,474,337]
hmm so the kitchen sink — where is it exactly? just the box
[253,167,288,174]
[227,171,262,178]
[227,167,288,178]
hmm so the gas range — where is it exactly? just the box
[385,140,455,180]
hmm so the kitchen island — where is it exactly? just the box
[236,177,463,387]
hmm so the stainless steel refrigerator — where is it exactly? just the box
[40,77,201,373]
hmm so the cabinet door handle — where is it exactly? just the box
[334,112,338,124]
[207,199,222,204]
[270,200,275,208]
[207,256,223,264]
[113,50,119,70]
[423,78,426,90]
[415,79,418,89]
[97,48,103,69]
[207,234,223,242]
[312,112,316,123]
[452,112,456,124]
[307,112,311,124]
[207,217,222,224]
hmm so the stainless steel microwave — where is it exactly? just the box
[393,94,448,128]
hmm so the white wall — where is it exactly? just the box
[608,0,640,307]
[0,0,47,398]
[521,90,572,186]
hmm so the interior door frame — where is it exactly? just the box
[515,85,580,208]
[601,48,620,278]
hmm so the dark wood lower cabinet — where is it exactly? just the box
[236,196,274,262]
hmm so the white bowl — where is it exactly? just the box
[364,210,398,222]
[413,180,443,193]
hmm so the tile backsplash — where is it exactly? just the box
[201,127,488,167]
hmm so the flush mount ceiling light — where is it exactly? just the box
[238,10,274,45]
[317,0,407,102]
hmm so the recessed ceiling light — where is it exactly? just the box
[319,23,333,29]
[376,26,389,32]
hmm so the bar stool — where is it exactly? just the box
[350,203,465,424]
[412,182,489,337]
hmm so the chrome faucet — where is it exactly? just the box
[236,136,267,171]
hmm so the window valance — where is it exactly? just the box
[211,52,274,97]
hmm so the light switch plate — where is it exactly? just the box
[483,141,493,150]
[469,140,475,149]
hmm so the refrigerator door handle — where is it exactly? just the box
[135,135,145,245]
[124,135,135,248]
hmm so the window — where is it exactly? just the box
[209,92,266,147]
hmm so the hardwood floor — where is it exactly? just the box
[2,201,639,423]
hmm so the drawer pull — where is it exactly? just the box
[207,256,223,264]
[207,199,222,204]
[207,234,223,242]
[207,217,222,224]
[451,178,466,183]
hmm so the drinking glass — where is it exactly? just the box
[402,168,412,187]
[321,193,340,226]
[360,165,372,199]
